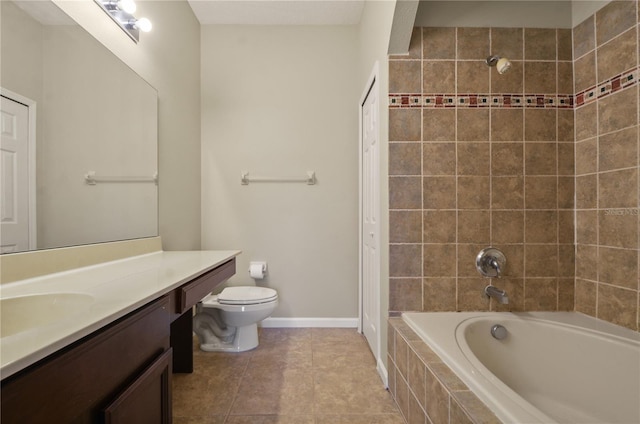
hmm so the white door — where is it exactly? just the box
[361,73,380,360]
[1,95,33,253]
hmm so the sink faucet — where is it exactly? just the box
[485,285,509,304]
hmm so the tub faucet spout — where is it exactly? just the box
[485,285,509,304]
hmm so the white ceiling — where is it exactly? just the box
[187,0,366,25]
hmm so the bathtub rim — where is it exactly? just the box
[401,311,640,424]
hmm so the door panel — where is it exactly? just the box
[0,96,31,253]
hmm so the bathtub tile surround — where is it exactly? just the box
[573,0,640,331]
[389,26,576,316]
[389,0,640,333]
[388,318,500,424]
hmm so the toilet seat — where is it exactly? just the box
[204,286,278,306]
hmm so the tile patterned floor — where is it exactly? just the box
[173,328,404,424]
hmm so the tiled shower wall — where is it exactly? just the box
[573,1,639,331]
[389,27,576,315]
[388,0,640,332]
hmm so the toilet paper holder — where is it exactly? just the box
[249,261,268,279]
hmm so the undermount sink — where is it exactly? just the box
[1,293,95,338]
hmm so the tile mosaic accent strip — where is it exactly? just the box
[576,66,638,107]
[389,65,639,110]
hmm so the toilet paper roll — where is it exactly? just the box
[249,262,266,279]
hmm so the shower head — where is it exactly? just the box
[486,55,512,74]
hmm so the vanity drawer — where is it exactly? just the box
[177,257,235,313]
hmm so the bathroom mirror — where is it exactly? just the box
[0,0,158,254]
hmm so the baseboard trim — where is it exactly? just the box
[260,317,359,328]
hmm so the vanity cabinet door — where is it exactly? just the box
[0,296,170,423]
[102,348,172,424]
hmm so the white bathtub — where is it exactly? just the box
[402,312,640,424]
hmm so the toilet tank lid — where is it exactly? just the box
[218,286,278,304]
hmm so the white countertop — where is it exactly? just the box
[0,250,241,379]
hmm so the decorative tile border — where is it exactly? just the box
[575,66,637,107]
[390,65,638,110]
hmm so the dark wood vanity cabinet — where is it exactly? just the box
[0,257,236,424]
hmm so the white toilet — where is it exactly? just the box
[193,286,278,352]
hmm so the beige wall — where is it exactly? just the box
[201,25,360,318]
[53,0,202,251]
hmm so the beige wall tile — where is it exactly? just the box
[524,62,557,93]
[524,176,558,209]
[457,61,490,93]
[575,278,597,316]
[457,278,491,311]
[575,102,598,141]
[557,62,574,95]
[457,210,490,243]
[595,0,637,46]
[557,29,573,61]
[598,247,639,289]
[457,244,486,277]
[390,244,423,278]
[457,176,490,209]
[423,27,455,60]
[423,143,456,175]
[575,137,598,175]
[576,244,598,280]
[492,143,524,175]
[557,143,575,175]
[457,28,489,60]
[423,109,455,141]
[491,109,524,141]
[598,284,638,330]
[525,28,557,60]
[525,210,558,243]
[557,109,575,142]
[599,212,638,248]
[526,245,559,277]
[390,108,421,141]
[573,15,596,59]
[599,86,638,135]
[457,143,490,175]
[423,176,456,209]
[575,174,598,209]
[491,28,523,60]
[598,168,638,208]
[423,278,457,311]
[390,176,422,209]
[576,210,598,245]
[390,60,422,93]
[423,244,457,277]
[599,126,638,171]
[597,28,637,83]
[424,211,457,243]
[574,51,596,93]
[423,61,455,94]
[524,278,559,310]
[525,142,558,175]
[457,109,490,141]
[390,210,423,243]
[389,143,422,176]
[492,211,525,244]
[491,176,524,209]
[390,278,423,312]
[524,109,557,141]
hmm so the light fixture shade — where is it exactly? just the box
[135,17,152,32]
[117,0,136,14]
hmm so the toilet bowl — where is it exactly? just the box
[193,286,278,352]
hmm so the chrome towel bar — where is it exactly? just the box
[85,171,158,185]
[240,171,316,185]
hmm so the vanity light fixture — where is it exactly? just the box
[95,0,152,43]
